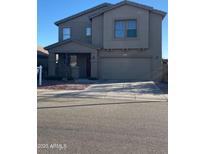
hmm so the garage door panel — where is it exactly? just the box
[99,58,151,80]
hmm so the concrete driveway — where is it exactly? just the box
[38,81,168,154]
[38,81,167,102]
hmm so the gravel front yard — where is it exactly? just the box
[37,80,90,90]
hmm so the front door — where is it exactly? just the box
[77,54,91,78]
[71,54,90,79]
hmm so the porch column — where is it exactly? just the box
[91,51,98,79]
[48,52,56,76]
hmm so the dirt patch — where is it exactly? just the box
[38,84,89,90]
[38,80,89,90]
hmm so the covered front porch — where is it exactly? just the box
[55,53,91,79]
[45,40,98,80]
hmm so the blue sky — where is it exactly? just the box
[38,0,168,58]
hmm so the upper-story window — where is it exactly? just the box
[114,20,137,38]
[115,21,125,38]
[63,28,71,40]
[127,20,137,37]
[86,27,91,36]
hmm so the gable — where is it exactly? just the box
[90,1,166,19]
[104,4,149,18]
[104,1,153,13]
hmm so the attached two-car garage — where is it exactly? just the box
[99,57,152,80]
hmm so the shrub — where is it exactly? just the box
[45,76,63,80]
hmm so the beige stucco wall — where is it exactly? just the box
[58,6,108,44]
[96,11,163,81]
[103,5,149,49]
[92,15,103,48]
[90,50,98,78]
[149,12,163,81]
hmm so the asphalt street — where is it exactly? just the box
[38,97,167,154]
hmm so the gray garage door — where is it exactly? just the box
[99,58,151,80]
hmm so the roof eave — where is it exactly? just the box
[151,9,167,19]
[55,3,112,26]
[44,39,71,50]
[44,40,97,50]
[37,51,49,57]
[89,1,166,19]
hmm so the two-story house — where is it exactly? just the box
[45,0,166,81]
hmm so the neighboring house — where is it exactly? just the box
[162,59,168,64]
[45,0,166,81]
[37,46,49,78]
[162,59,168,82]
